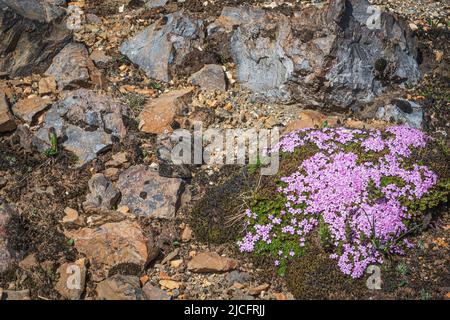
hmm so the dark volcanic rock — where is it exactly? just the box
[0,0,72,77]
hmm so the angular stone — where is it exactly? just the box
[248,283,270,296]
[45,42,102,90]
[64,125,112,167]
[83,174,121,211]
[18,254,37,271]
[90,50,112,68]
[55,259,87,300]
[64,220,148,281]
[119,12,204,82]
[139,87,193,134]
[159,279,180,290]
[181,225,193,242]
[105,152,128,168]
[32,89,128,167]
[96,275,145,300]
[38,76,58,95]
[13,96,52,124]
[0,0,72,77]
[188,64,227,91]
[117,165,184,219]
[142,283,171,300]
[0,92,16,133]
[61,207,84,228]
[187,252,238,273]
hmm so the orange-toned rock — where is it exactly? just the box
[38,76,57,95]
[139,87,193,134]
[285,110,340,133]
[13,96,52,124]
[64,220,148,281]
[54,258,87,300]
[187,252,238,273]
[248,283,270,296]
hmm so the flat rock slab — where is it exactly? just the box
[64,220,148,282]
[13,96,52,124]
[188,64,227,91]
[117,165,184,219]
[96,275,145,300]
[139,87,193,134]
[187,252,238,273]
[54,259,87,300]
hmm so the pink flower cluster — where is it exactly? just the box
[239,126,437,278]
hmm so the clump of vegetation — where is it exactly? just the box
[189,167,258,244]
[238,126,449,278]
[43,128,58,158]
[124,92,146,114]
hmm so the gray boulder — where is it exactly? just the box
[32,89,129,167]
[210,0,420,109]
[119,11,204,82]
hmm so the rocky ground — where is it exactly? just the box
[0,0,448,300]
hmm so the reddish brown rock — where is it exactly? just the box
[64,220,148,281]
[139,87,193,134]
[13,96,52,124]
[248,283,270,296]
[38,76,58,95]
[187,252,238,273]
[285,110,340,133]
